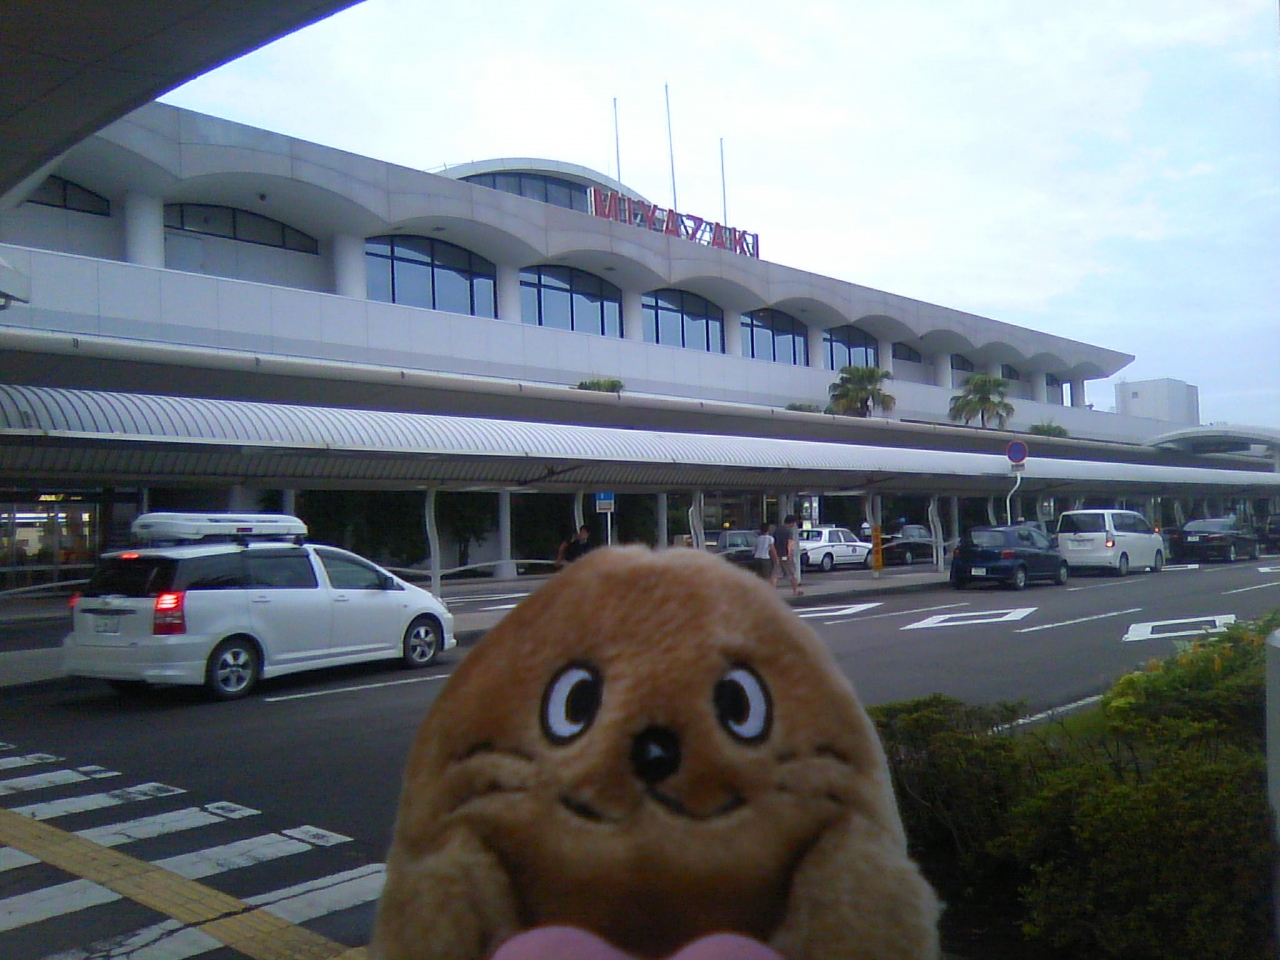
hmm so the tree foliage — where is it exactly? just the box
[827,365,896,417]
[1029,420,1069,438]
[949,373,1016,428]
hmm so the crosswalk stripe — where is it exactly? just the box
[0,753,60,771]
[0,878,121,933]
[0,768,90,796]
[45,866,387,960]
[11,781,185,820]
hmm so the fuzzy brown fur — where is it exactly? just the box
[372,546,939,960]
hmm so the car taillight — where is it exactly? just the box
[69,591,80,609]
[1105,538,1115,548]
[1001,549,1016,559]
[153,591,186,635]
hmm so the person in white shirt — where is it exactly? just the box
[752,522,779,581]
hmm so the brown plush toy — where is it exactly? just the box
[372,546,939,960]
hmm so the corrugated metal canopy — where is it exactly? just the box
[0,385,1277,496]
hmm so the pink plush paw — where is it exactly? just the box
[492,927,786,960]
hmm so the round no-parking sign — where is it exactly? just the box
[1006,440,1029,465]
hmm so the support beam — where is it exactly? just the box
[495,490,516,580]
[656,492,668,548]
[424,489,441,598]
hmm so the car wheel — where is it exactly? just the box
[1055,561,1070,586]
[1152,550,1164,573]
[862,552,873,569]
[1227,543,1237,563]
[820,553,835,573]
[1006,565,1028,590]
[403,616,442,668]
[1115,553,1129,577]
[205,637,260,701]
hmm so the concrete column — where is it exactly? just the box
[1070,379,1087,408]
[933,354,952,388]
[139,488,150,515]
[987,360,1004,379]
[949,496,961,546]
[280,489,297,515]
[226,485,259,512]
[723,312,744,357]
[878,338,895,375]
[622,290,644,341]
[573,491,585,532]
[123,193,165,267]
[332,234,367,298]
[807,325,826,370]
[424,490,441,598]
[1031,371,1048,403]
[690,492,706,549]
[496,264,523,323]
[495,491,517,580]
[656,492,669,548]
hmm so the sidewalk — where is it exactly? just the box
[0,566,951,688]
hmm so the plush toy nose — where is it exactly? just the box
[630,726,681,784]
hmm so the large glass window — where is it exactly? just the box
[951,354,975,372]
[642,290,724,352]
[824,325,878,370]
[462,172,591,213]
[165,204,319,254]
[892,342,923,363]
[365,236,497,318]
[520,266,622,337]
[742,309,808,365]
[29,175,111,217]
[1001,364,1022,381]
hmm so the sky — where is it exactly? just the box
[163,0,1280,428]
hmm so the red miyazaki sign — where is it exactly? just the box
[588,187,760,258]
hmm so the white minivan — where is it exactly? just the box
[64,513,454,700]
[1055,509,1165,576]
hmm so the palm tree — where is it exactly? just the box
[949,373,1015,429]
[827,366,896,417]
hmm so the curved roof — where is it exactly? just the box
[1,385,1276,496]
[439,158,649,204]
[1147,424,1280,457]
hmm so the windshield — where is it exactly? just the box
[1183,519,1231,533]
[970,530,1007,549]
[1058,514,1105,534]
[799,530,824,541]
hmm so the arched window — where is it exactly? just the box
[951,354,975,372]
[520,266,622,337]
[642,290,724,352]
[165,204,318,254]
[463,173,590,213]
[30,175,110,217]
[742,309,808,365]
[365,236,496,318]
[892,342,923,363]
[824,325,878,370]
[1001,364,1021,381]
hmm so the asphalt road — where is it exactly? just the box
[1,559,1278,960]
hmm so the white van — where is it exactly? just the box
[1055,509,1165,576]
[64,513,454,699]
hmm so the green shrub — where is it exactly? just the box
[785,402,823,413]
[576,378,624,392]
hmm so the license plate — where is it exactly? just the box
[93,616,120,634]
[1068,541,1088,549]
[971,567,987,577]
[1186,535,1200,543]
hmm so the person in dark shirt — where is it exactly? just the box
[555,525,594,569]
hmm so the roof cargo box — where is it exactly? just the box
[130,512,307,545]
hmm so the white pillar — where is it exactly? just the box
[496,264,523,323]
[124,193,165,267]
[332,233,367,298]
[949,496,960,546]
[622,290,644,341]
[1031,371,1048,403]
[1070,379,1087,407]
[723,312,743,357]
[807,326,826,370]
[573,491,585,531]
[987,360,1004,379]
[878,338,894,375]
[656,492,669,548]
[495,491,517,580]
[227,485,258,512]
[933,354,952,388]
[424,490,441,598]
[690,492,706,549]
[280,489,297,515]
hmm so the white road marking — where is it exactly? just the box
[479,603,519,612]
[0,878,121,933]
[902,607,1036,630]
[40,865,387,960]
[448,592,529,604]
[203,801,259,819]
[264,672,450,702]
[76,765,120,779]
[796,602,882,619]
[1005,695,1105,728]
[0,753,59,771]
[0,848,38,872]
[11,782,185,820]
[1161,563,1200,571]
[1066,580,1137,592]
[154,832,315,880]
[1121,615,1236,643]
[824,601,969,626]
[1224,580,1280,595]
[0,768,90,796]
[77,807,230,847]
[281,825,351,846]
[1014,607,1144,634]
[1257,566,1280,574]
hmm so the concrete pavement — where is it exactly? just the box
[0,564,952,688]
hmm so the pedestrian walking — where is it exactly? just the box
[751,522,779,581]
[775,514,804,596]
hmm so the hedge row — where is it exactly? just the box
[869,612,1280,959]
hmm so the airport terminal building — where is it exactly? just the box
[0,102,1272,574]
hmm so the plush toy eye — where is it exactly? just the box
[714,665,771,743]
[542,663,603,744]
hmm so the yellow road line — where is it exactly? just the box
[0,806,368,960]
